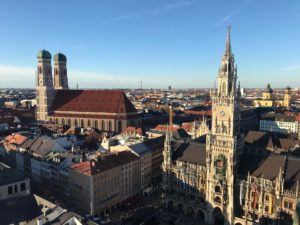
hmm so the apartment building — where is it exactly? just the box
[69,151,141,216]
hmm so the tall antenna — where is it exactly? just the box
[140,80,143,89]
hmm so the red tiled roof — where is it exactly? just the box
[3,133,27,145]
[49,113,139,120]
[123,127,142,135]
[153,125,179,132]
[51,90,137,114]
[181,122,193,132]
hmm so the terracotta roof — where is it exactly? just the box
[181,122,193,132]
[51,90,137,114]
[3,133,27,146]
[153,125,179,132]
[71,151,140,175]
[50,113,139,120]
[123,127,142,135]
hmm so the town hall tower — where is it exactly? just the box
[206,27,242,225]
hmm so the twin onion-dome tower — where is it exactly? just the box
[36,50,69,121]
[35,50,140,130]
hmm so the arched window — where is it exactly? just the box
[55,118,58,124]
[215,185,221,193]
[94,120,98,129]
[75,119,78,127]
[108,120,112,132]
[102,120,106,131]
[222,82,226,93]
[68,119,71,126]
[62,119,65,125]
[39,66,42,73]
[87,119,91,127]
[214,196,221,204]
[55,68,58,75]
[49,118,52,123]
[118,121,122,133]
[81,119,84,128]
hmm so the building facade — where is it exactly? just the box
[36,51,141,132]
[259,114,299,134]
[253,85,292,108]
[161,27,300,225]
[69,151,141,216]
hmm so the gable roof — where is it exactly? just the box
[51,89,137,114]
[244,131,299,151]
[284,158,300,191]
[238,154,285,180]
[19,136,66,157]
[172,142,206,167]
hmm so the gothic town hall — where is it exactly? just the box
[162,28,300,225]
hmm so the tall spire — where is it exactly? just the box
[225,26,231,56]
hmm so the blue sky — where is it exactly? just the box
[0,0,299,89]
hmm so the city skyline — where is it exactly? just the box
[0,0,300,88]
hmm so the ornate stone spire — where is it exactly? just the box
[225,26,231,56]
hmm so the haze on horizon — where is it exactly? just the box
[0,0,299,89]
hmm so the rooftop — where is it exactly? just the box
[0,166,27,186]
[71,151,140,175]
[51,89,137,114]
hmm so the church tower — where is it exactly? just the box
[53,53,69,89]
[162,125,172,191]
[206,27,242,225]
[36,50,55,122]
[283,86,291,107]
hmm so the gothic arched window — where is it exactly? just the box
[215,185,221,193]
[108,120,112,132]
[214,196,221,204]
[102,120,105,131]
[94,120,98,129]
[118,121,122,133]
[75,119,78,127]
[87,119,91,127]
[81,119,84,128]
[55,118,58,124]
[39,66,42,74]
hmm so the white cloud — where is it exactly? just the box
[165,1,192,10]
[215,9,240,26]
[0,64,174,88]
[0,65,35,88]
[103,1,192,23]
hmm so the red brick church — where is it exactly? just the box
[36,50,140,133]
